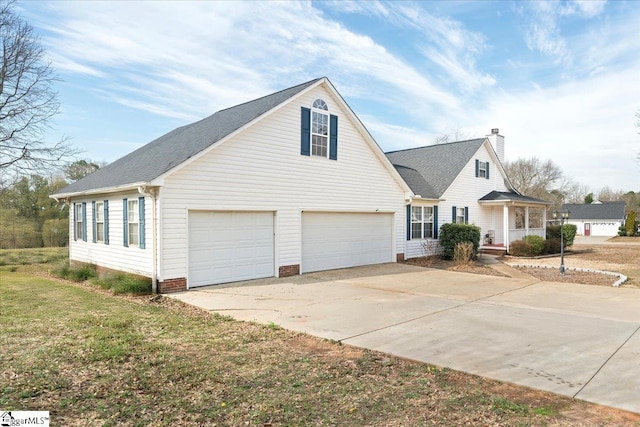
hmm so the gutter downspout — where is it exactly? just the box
[138,186,159,294]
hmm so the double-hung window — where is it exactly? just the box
[411,206,434,239]
[311,99,328,157]
[96,202,104,242]
[456,207,466,224]
[478,161,487,178]
[75,203,84,241]
[128,199,139,246]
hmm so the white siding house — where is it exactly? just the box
[52,78,411,293]
[387,130,549,257]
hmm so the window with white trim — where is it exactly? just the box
[456,207,465,224]
[128,199,139,246]
[96,202,104,242]
[75,204,83,241]
[478,161,487,178]
[311,99,328,157]
[411,206,434,239]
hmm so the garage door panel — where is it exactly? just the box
[302,212,393,273]
[188,211,274,287]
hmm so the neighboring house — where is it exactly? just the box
[51,77,412,293]
[386,130,549,258]
[562,201,626,236]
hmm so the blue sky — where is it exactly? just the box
[19,0,640,191]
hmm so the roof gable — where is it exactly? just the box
[385,139,486,198]
[562,202,626,220]
[53,78,322,197]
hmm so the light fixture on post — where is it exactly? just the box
[552,209,570,275]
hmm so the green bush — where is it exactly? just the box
[625,211,637,236]
[546,224,576,246]
[92,272,152,295]
[618,226,627,236]
[523,235,544,255]
[439,223,481,260]
[55,261,97,282]
[543,238,562,254]
[509,240,535,257]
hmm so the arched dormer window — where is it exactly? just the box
[311,99,329,157]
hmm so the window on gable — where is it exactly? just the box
[75,204,83,241]
[128,199,139,246]
[311,99,329,157]
[478,161,487,178]
[411,206,434,239]
[456,207,466,224]
[96,202,104,242]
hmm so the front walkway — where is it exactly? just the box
[170,263,640,414]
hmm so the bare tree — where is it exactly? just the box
[433,129,473,144]
[564,182,591,204]
[0,1,76,190]
[504,157,567,201]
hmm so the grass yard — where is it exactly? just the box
[1,250,639,426]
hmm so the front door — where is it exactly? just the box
[584,223,591,236]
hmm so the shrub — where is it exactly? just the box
[439,223,481,260]
[546,224,576,246]
[523,235,544,255]
[625,211,637,236]
[92,272,152,295]
[618,226,628,236]
[453,242,474,265]
[509,240,535,257]
[55,261,97,282]
[542,238,562,254]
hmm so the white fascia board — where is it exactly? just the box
[321,78,414,196]
[151,79,327,186]
[481,138,519,193]
[50,182,151,201]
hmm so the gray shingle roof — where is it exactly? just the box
[479,190,549,204]
[53,78,322,196]
[385,139,485,198]
[561,202,626,220]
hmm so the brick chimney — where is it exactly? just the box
[486,128,504,164]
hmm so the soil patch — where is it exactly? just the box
[405,256,508,277]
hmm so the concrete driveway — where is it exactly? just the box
[170,263,640,414]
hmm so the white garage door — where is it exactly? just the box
[302,212,393,273]
[188,211,274,287]
[591,222,619,236]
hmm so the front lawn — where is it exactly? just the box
[1,252,639,426]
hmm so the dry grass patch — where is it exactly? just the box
[4,270,640,426]
[405,255,508,277]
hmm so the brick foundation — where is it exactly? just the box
[279,264,300,277]
[396,253,405,262]
[158,277,187,293]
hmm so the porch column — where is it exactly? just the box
[503,204,509,252]
[525,206,530,236]
[543,208,547,237]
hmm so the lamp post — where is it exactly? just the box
[552,209,570,275]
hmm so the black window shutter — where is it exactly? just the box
[486,163,490,180]
[329,114,338,160]
[139,196,146,249]
[464,207,469,224]
[433,206,439,239]
[104,200,109,245]
[406,205,411,241]
[92,201,97,243]
[452,206,457,223]
[300,107,311,156]
[123,198,128,247]
[475,159,479,177]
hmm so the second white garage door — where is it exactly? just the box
[188,211,274,287]
[301,212,393,273]
[591,222,620,236]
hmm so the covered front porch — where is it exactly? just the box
[478,191,551,253]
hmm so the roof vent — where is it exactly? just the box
[491,128,499,135]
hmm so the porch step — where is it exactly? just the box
[479,247,507,256]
